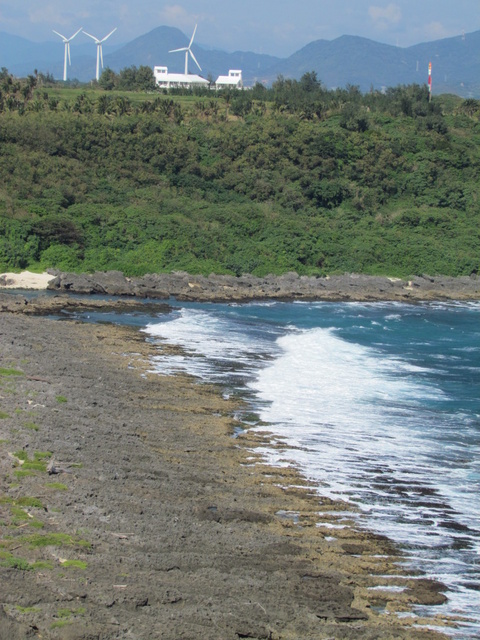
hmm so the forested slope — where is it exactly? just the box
[1,72,479,277]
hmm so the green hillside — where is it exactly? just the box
[1,72,479,278]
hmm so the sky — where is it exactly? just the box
[0,1,478,56]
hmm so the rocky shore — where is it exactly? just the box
[0,310,453,639]
[0,292,171,316]
[46,270,480,303]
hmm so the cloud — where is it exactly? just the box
[159,4,188,22]
[368,3,401,30]
[157,4,203,29]
[28,2,91,28]
[423,21,450,40]
[408,20,458,46]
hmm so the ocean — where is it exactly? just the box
[140,302,480,638]
[69,298,480,636]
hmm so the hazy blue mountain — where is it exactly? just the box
[1,26,479,96]
[407,31,480,97]
[101,26,281,82]
[264,36,410,89]
[266,31,480,96]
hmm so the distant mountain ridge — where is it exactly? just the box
[1,26,479,97]
[102,26,281,82]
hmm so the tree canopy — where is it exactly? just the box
[0,71,479,277]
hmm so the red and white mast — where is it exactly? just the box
[428,62,432,101]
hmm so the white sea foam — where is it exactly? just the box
[143,303,480,636]
[247,324,480,633]
[250,327,441,430]
[146,309,252,363]
[144,308,276,382]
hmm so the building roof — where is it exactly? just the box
[160,73,209,85]
[215,70,243,87]
[154,67,209,87]
[216,76,237,84]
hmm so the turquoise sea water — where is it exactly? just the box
[64,299,480,635]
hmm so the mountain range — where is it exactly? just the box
[1,25,479,97]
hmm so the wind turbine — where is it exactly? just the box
[169,24,202,75]
[53,27,83,81]
[83,28,117,81]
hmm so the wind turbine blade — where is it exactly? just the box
[100,46,104,69]
[67,42,71,65]
[189,49,202,72]
[169,46,188,53]
[83,31,99,42]
[189,24,197,47]
[53,30,67,40]
[101,27,117,43]
[69,27,83,41]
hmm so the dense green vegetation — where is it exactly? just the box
[0,69,479,277]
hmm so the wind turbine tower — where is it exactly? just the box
[169,24,202,75]
[53,28,83,81]
[83,28,117,81]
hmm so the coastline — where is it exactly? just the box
[48,270,480,302]
[2,269,480,302]
[0,311,452,638]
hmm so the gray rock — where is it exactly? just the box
[42,269,480,302]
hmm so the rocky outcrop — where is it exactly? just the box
[0,293,171,316]
[46,270,480,302]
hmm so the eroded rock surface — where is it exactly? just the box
[0,314,450,639]
[47,270,480,302]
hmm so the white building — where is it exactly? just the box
[154,66,209,90]
[215,69,243,89]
